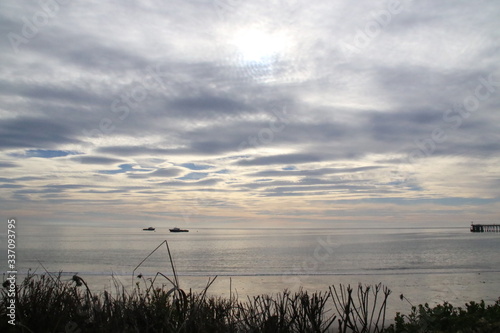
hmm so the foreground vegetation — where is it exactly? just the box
[2,272,389,332]
[1,273,500,332]
[2,243,499,332]
[386,299,500,333]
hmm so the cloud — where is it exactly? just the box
[248,166,384,177]
[0,184,23,189]
[159,178,222,187]
[237,153,323,166]
[0,161,18,168]
[0,117,82,149]
[73,156,124,165]
[169,94,249,115]
[99,164,140,175]
[1,0,499,226]
[181,163,213,170]
[177,172,209,180]
[96,146,174,156]
[127,167,183,179]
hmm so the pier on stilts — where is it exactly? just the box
[470,222,500,232]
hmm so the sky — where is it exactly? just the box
[1,0,499,228]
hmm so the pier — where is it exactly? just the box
[470,223,500,232]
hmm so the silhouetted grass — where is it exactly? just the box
[2,271,396,332]
[3,272,500,332]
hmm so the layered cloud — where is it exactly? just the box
[0,0,499,226]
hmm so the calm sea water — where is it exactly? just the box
[2,224,500,314]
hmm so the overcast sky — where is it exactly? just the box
[1,0,499,228]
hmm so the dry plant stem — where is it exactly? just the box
[330,283,390,333]
[37,260,59,286]
[165,239,179,288]
[148,272,177,294]
[369,284,379,329]
[200,276,218,300]
[378,286,391,332]
[132,240,180,290]
[133,240,167,275]
[331,284,353,333]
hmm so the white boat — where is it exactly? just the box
[169,227,188,232]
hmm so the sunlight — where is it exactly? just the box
[231,28,288,65]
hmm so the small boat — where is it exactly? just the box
[143,227,155,231]
[169,227,189,233]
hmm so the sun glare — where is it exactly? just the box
[231,29,287,65]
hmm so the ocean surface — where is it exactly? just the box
[3,224,500,316]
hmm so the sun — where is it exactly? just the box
[231,29,287,65]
